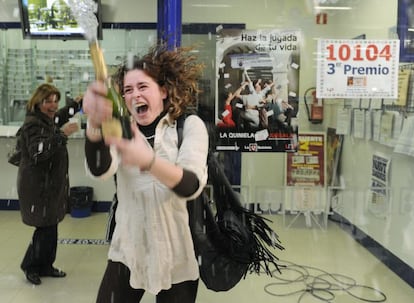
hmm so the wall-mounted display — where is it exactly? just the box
[18,0,102,40]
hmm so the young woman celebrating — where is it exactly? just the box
[82,46,209,303]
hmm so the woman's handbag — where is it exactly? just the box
[187,188,250,291]
[8,148,21,166]
[178,115,284,291]
[7,128,22,167]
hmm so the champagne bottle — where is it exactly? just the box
[89,40,132,139]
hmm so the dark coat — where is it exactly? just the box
[17,101,79,227]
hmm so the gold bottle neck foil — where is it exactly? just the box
[89,41,107,81]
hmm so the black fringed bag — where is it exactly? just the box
[178,115,284,292]
[187,189,248,291]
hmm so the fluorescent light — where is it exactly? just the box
[315,6,352,10]
[191,4,231,8]
[257,24,277,28]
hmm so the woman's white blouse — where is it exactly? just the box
[108,114,208,294]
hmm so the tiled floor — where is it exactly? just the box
[0,211,413,303]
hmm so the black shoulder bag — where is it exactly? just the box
[177,115,284,292]
[7,127,22,167]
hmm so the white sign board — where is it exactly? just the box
[317,39,399,99]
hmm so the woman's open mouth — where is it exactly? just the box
[135,103,148,114]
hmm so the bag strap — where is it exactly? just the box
[176,114,186,149]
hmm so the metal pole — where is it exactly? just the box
[157,0,182,49]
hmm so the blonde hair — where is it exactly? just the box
[26,83,61,112]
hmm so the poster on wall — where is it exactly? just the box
[368,152,391,218]
[285,133,325,187]
[316,39,400,99]
[326,128,344,188]
[215,28,301,152]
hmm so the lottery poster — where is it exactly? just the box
[215,28,301,152]
[316,39,399,99]
[286,133,325,187]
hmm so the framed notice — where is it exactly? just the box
[316,39,399,99]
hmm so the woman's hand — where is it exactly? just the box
[61,121,79,136]
[74,94,83,104]
[104,122,154,170]
[83,81,113,128]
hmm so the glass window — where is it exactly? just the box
[0,1,413,302]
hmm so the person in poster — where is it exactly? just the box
[326,128,344,187]
[215,28,301,152]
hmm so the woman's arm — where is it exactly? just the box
[103,115,209,195]
[173,115,209,199]
[143,154,185,189]
[23,121,67,163]
[150,115,208,195]
[55,99,82,127]
[82,81,117,178]
[172,169,199,198]
[234,81,249,98]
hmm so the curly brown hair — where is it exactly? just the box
[113,45,205,120]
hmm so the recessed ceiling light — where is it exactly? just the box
[315,6,352,10]
[191,4,231,8]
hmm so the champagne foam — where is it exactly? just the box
[67,0,99,42]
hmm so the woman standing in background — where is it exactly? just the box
[17,83,81,285]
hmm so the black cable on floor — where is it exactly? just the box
[263,260,387,302]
